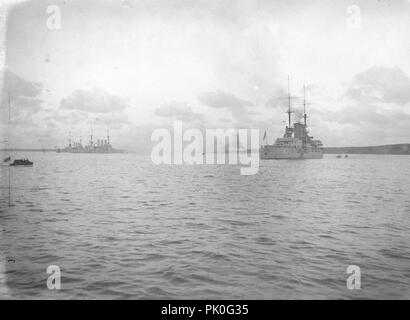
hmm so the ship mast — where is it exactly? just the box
[302,85,307,147]
[90,122,93,146]
[8,94,11,207]
[287,75,292,128]
[303,85,307,127]
[236,131,239,157]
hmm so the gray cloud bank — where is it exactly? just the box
[198,90,253,110]
[60,88,127,113]
[198,90,255,126]
[155,101,204,123]
[346,66,410,105]
[1,69,43,123]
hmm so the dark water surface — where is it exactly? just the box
[1,152,410,299]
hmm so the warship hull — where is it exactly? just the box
[260,146,323,160]
[57,130,125,154]
[58,148,125,153]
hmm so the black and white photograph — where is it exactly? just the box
[1,0,410,305]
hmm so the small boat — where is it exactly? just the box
[10,159,33,166]
[3,156,11,163]
[345,154,349,158]
[336,155,342,158]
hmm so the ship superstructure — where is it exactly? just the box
[57,128,124,153]
[260,78,323,159]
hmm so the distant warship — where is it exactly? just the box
[260,78,323,159]
[57,129,125,153]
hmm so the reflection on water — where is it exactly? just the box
[1,152,410,299]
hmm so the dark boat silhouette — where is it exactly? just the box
[10,159,33,166]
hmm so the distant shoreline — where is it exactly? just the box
[1,148,56,152]
[323,143,410,155]
[2,143,410,155]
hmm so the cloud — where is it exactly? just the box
[0,69,44,123]
[198,90,253,110]
[346,66,410,105]
[94,113,131,128]
[310,67,410,146]
[44,110,88,125]
[266,91,289,110]
[198,90,255,126]
[2,70,43,101]
[155,101,204,123]
[323,104,385,126]
[60,88,127,113]
[44,110,130,133]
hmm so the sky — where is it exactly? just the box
[1,0,410,151]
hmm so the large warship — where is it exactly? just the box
[260,79,323,160]
[57,129,125,153]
